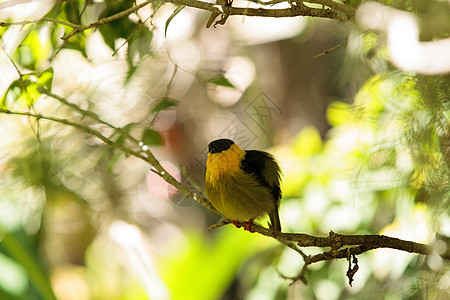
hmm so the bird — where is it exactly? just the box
[205,138,282,232]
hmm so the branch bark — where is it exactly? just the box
[167,0,354,21]
[212,220,443,257]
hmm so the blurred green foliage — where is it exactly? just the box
[0,0,449,299]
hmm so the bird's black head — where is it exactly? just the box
[208,139,235,154]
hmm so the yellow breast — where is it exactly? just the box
[205,144,246,185]
[205,144,275,221]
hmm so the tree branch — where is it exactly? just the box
[0,0,353,42]
[247,0,354,16]
[0,108,219,216]
[167,0,353,21]
[212,221,442,257]
[0,0,353,31]
[213,221,449,284]
[61,0,154,39]
[2,106,447,286]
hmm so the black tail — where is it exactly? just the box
[269,206,282,232]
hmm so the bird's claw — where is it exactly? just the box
[244,219,255,233]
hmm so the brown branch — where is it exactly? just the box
[168,0,353,21]
[304,0,354,17]
[219,221,448,285]
[1,0,353,41]
[227,221,441,257]
[59,0,353,38]
[2,106,447,286]
[314,40,348,58]
[247,0,354,17]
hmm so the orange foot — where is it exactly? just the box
[232,220,241,228]
[244,219,255,233]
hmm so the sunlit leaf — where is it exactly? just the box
[0,252,28,296]
[63,34,88,57]
[165,5,185,37]
[0,229,57,300]
[1,81,18,110]
[5,75,40,107]
[326,101,352,126]
[2,69,55,108]
[16,45,34,69]
[293,126,322,156]
[38,68,54,92]
[159,228,270,300]
[20,26,51,70]
[151,97,179,113]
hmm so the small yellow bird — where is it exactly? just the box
[205,139,282,231]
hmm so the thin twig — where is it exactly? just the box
[1,109,143,157]
[61,0,154,40]
[167,0,353,21]
[41,89,119,130]
[313,40,348,58]
[112,16,151,57]
[0,17,81,29]
[246,0,355,16]
[280,240,308,259]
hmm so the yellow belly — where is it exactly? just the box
[205,170,275,221]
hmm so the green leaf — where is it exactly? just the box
[38,68,54,92]
[98,1,135,50]
[127,25,153,79]
[64,1,81,24]
[114,123,137,147]
[1,69,55,108]
[165,5,185,37]
[326,101,352,126]
[130,26,153,60]
[0,253,28,296]
[207,76,235,88]
[65,35,88,58]
[160,228,268,300]
[17,30,51,70]
[293,126,322,157]
[5,75,40,107]
[141,129,162,146]
[0,228,57,300]
[122,122,137,133]
[45,3,63,19]
[151,97,179,113]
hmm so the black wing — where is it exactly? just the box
[241,150,282,201]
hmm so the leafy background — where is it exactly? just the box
[0,0,449,299]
